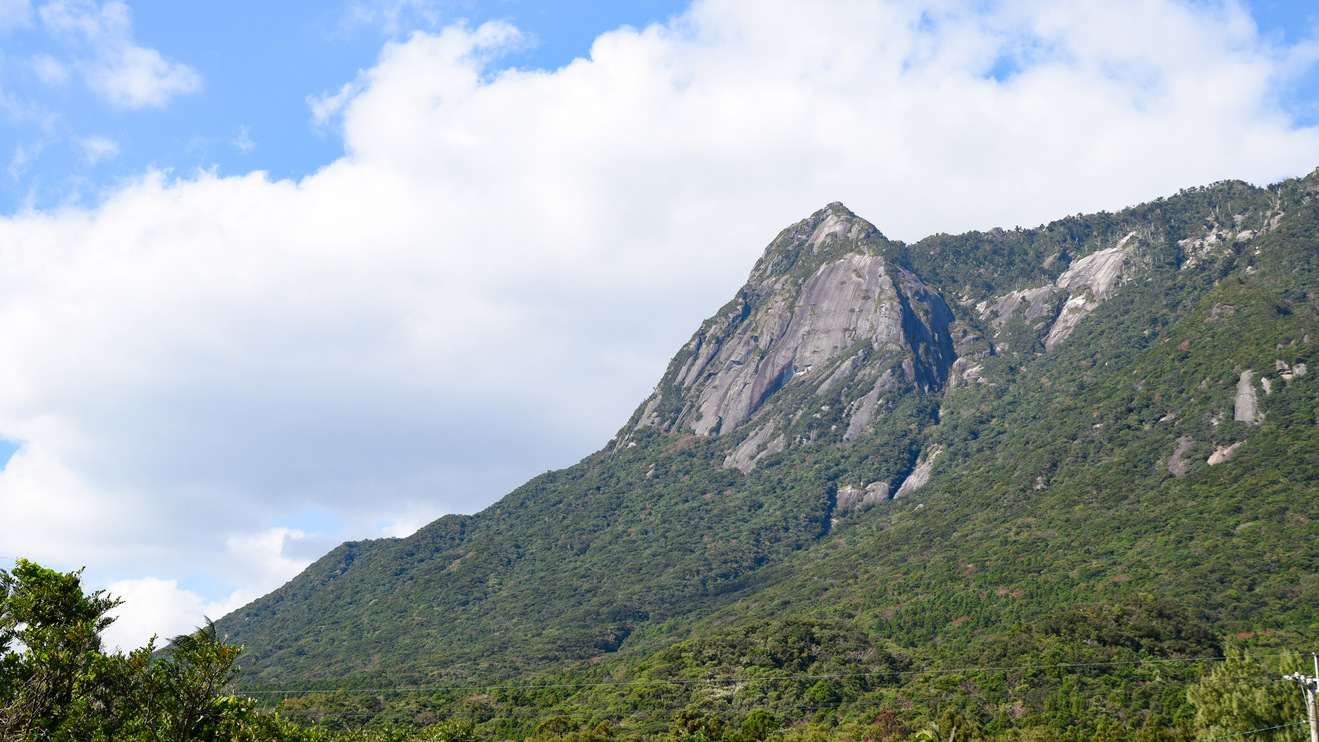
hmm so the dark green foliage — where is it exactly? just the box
[0,559,316,741]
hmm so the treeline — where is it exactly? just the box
[4,560,1312,742]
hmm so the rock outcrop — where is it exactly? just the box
[1235,371,1259,424]
[976,232,1136,352]
[835,480,892,510]
[1208,442,1244,465]
[633,203,955,441]
[1167,436,1194,477]
[893,446,943,499]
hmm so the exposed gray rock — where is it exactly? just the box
[946,358,985,390]
[816,352,864,396]
[634,393,663,430]
[1178,226,1229,269]
[642,204,955,438]
[836,480,892,511]
[986,285,1057,329]
[835,485,863,510]
[975,233,1135,353]
[893,446,944,499]
[1043,238,1132,350]
[1235,371,1259,425]
[1168,436,1194,477]
[1208,442,1243,465]
[1279,360,1307,384]
[844,370,895,441]
[688,251,906,434]
[946,322,990,391]
[723,420,783,473]
[806,209,873,252]
[864,480,891,502]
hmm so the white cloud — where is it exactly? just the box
[7,138,45,178]
[38,0,200,109]
[77,134,117,163]
[102,577,232,651]
[103,526,318,650]
[308,81,358,128]
[0,0,1317,637]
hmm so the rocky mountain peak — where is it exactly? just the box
[628,203,953,455]
[747,202,884,285]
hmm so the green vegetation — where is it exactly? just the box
[0,559,308,741]
[218,173,1319,692]
[7,560,1312,740]
[26,171,1312,739]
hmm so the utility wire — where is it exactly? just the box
[1192,719,1307,741]
[269,677,1293,721]
[243,653,1298,696]
[275,680,1287,722]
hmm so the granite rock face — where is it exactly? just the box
[633,203,955,441]
[1168,437,1195,477]
[893,446,944,499]
[1235,370,1259,424]
[975,232,1136,352]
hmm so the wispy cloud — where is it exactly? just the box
[38,0,200,109]
[77,134,117,164]
[308,81,358,128]
[0,0,32,32]
[341,0,443,36]
[232,125,255,153]
[29,52,69,84]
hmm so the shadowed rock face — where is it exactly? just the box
[636,203,956,438]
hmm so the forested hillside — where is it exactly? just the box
[216,171,1319,738]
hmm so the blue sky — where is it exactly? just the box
[3,0,1318,211]
[2,0,1319,649]
[0,0,693,211]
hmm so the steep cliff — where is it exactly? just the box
[625,203,953,472]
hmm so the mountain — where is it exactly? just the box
[216,173,1319,693]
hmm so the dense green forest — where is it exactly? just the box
[3,559,1315,741]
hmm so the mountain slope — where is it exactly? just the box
[217,174,1319,687]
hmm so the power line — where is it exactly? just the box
[242,653,1298,696]
[272,676,1291,721]
[1193,720,1307,741]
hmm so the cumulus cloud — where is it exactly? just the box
[38,0,200,109]
[102,577,232,651]
[2,0,1319,645]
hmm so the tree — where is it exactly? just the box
[0,559,122,741]
[0,559,297,742]
[136,619,245,742]
[1186,650,1308,742]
